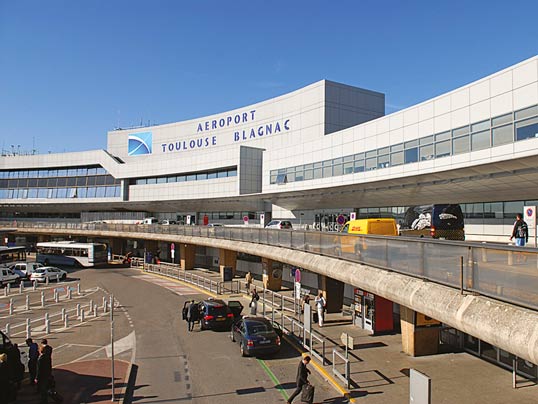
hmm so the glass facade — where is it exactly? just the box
[132,167,237,185]
[270,104,538,184]
[0,165,121,200]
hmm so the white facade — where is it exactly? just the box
[1,56,538,241]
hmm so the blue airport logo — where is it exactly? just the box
[128,132,153,156]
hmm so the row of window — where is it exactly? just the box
[0,165,109,179]
[358,200,537,221]
[132,167,237,185]
[0,186,121,200]
[271,105,538,184]
[0,175,120,189]
[198,211,258,220]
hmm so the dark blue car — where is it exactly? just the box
[230,317,281,357]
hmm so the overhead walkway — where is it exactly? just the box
[3,221,538,365]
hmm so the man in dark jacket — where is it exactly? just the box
[36,345,52,404]
[187,300,199,331]
[287,355,311,403]
[26,338,39,384]
[510,213,529,247]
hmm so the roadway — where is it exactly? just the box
[0,265,344,403]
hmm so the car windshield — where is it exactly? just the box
[246,320,273,334]
[266,221,279,226]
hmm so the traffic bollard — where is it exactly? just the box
[93,305,97,317]
[45,312,49,322]
[56,274,59,283]
[33,280,37,291]
[102,296,106,309]
[68,289,72,300]
[45,319,50,334]
[5,323,9,336]
[77,283,81,295]
[45,276,49,285]
[3,287,6,297]
[19,282,23,294]
[9,299,13,315]
[61,308,66,322]
[89,300,93,312]
[65,287,69,298]
[26,295,29,311]
[41,291,45,308]
[103,300,108,313]
[64,314,69,328]
[6,283,10,295]
[54,290,59,303]
[26,319,31,339]
[80,310,85,322]
[76,304,81,318]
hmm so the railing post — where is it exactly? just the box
[460,256,464,295]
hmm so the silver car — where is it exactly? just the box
[30,266,67,282]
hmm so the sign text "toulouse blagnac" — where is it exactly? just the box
[160,109,290,153]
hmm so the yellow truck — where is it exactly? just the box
[337,218,398,257]
[341,218,398,236]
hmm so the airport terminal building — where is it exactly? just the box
[1,56,538,242]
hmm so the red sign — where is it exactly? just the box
[295,269,301,283]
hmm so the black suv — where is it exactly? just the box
[199,299,234,330]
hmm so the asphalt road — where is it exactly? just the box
[73,267,340,404]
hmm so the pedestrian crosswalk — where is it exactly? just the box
[133,274,199,296]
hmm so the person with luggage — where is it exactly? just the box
[249,288,260,315]
[287,355,312,403]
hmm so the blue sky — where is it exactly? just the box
[1,1,537,154]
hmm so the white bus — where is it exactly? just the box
[36,241,108,267]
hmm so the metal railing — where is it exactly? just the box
[332,348,351,388]
[5,221,538,310]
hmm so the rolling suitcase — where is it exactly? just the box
[301,383,315,403]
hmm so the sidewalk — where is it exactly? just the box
[181,267,538,404]
[15,359,130,403]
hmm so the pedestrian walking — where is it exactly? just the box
[314,292,326,327]
[287,355,311,404]
[510,213,529,263]
[250,287,260,315]
[26,338,39,384]
[36,345,52,404]
[245,271,253,292]
[187,300,199,331]
[510,213,529,247]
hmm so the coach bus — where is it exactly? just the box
[0,246,27,264]
[36,241,108,267]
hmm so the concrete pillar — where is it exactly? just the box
[400,306,440,356]
[180,244,197,270]
[109,238,125,256]
[261,258,282,291]
[219,249,237,278]
[318,274,344,313]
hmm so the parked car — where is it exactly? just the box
[8,261,43,280]
[265,220,293,230]
[230,317,281,357]
[160,219,177,225]
[30,266,67,282]
[0,268,19,287]
[199,299,234,330]
[207,223,224,227]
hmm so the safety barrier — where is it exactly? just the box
[6,220,538,310]
[332,348,351,388]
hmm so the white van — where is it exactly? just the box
[8,262,43,279]
[142,217,158,225]
[0,268,19,287]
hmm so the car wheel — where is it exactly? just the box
[61,274,67,280]
[240,342,248,357]
[230,329,235,342]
